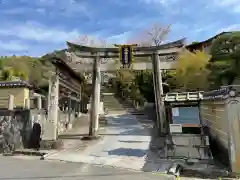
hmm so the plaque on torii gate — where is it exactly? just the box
[114,44,137,68]
[65,39,185,138]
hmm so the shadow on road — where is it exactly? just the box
[101,113,153,136]
[107,148,147,157]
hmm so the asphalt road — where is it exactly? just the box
[0,155,175,180]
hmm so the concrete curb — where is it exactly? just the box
[13,149,47,156]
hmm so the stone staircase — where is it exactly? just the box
[101,87,133,113]
[102,93,126,113]
[101,89,146,116]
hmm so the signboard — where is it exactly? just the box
[119,45,134,68]
[114,44,137,68]
[170,124,182,133]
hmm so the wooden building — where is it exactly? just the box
[186,32,231,53]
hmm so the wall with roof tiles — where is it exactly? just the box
[200,97,240,173]
[0,88,29,108]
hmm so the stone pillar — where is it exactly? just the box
[227,100,240,174]
[89,54,100,137]
[157,56,166,134]
[44,73,59,141]
[37,96,42,110]
[8,95,14,110]
[152,52,165,134]
[152,53,160,135]
[79,86,82,117]
[8,95,14,122]
[95,57,101,131]
[25,98,30,109]
[76,100,81,117]
[77,99,81,117]
[67,95,72,130]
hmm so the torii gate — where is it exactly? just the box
[65,39,185,138]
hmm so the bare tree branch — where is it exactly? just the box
[66,35,116,71]
[76,35,108,48]
[128,23,171,46]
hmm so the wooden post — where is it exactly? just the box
[89,53,100,137]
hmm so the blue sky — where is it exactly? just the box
[0,0,239,57]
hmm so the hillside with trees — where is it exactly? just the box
[0,56,47,86]
[0,52,90,98]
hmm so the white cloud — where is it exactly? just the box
[0,40,29,51]
[0,21,82,44]
[38,0,57,6]
[216,24,240,33]
[0,7,26,15]
[141,0,166,4]
[193,23,220,33]
[119,16,153,29]
[217,0,239,6]
[36,8,46,14]
[140,0,179,6]
[214,0,240,13]
[0,6,46,16]
[107,31,132,44]
[33,0,93,18]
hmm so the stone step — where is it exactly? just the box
[102,95,135,112]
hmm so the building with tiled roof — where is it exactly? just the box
[186,31,238,53]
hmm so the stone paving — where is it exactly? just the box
[0,155,177,180]
[45,112,159,171]
[44,112,230,179]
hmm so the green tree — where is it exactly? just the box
[172,49,211,91]
[190,41,200,45]
[2,68,14,80]
[134,70,154,102]
[115,69,135,97]
[208,32,240,88]
[0,60,3,70]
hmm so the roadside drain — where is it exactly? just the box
[118,140,149,143]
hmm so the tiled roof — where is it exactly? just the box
[42,51,83,83]
[0,81,32,89]
[202,86,237,100]
[186,31,235,48]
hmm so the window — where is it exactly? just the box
[172,106,200,124]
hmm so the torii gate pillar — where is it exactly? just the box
[152,52,166,135]
[88,53,101,138]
